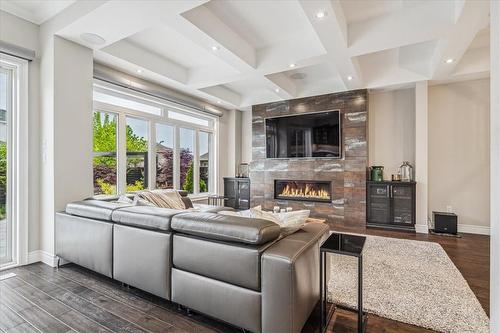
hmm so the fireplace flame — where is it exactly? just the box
[279,184,330,200]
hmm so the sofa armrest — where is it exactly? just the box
[261,223,329,333]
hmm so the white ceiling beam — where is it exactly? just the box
[265,72,297,100]
[56,0,209,50]
[347,1,455,57]
[430,0,490,80]
[199,85,242,106]
[103,40,188,84]
[180,5,256,71]
[298,0,362,90]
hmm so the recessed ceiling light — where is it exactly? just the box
[136,69,143,74]
[217,100,222,104]
[289,63,296,68]
[275,88,280,93]
[315,11,327,19]
[445,58,455,64]
[211,45,220,51]
[80,33,105,45]
[347,75,353,81]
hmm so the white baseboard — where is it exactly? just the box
[415,224,429,234]
[458,224,490,235]
[414,223,490,235]
[27,250,58,267]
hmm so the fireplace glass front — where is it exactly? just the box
[274,180,332,203]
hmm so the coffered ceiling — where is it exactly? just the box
[2,0,490,110]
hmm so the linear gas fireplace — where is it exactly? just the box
[274,180,332,203]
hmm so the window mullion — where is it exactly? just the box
[148,121,156,190]
[194,129,200,195]
[174,126,180,190]
[118,113,127,195]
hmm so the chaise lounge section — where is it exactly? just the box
[55,194,329,333]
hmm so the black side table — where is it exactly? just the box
[320,232,367,333]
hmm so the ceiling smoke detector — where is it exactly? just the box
[80,33,105,45]
[290,72,306,80]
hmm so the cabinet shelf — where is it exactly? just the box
[366,181,416,231]
[223,177,250,210]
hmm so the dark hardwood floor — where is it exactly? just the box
[0,225,489,333]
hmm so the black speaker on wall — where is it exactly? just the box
[433,211,458,235]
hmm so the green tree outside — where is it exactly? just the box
[182,161,207,193]
[93,112,148,194]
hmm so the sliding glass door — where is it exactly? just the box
[0,67,11,266]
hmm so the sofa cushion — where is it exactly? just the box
[111,206,184,231]
[173,234,267,291]
[66,200,132,221]
[171,213,280,245]
[193,203,233,213]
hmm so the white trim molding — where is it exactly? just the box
[0,53,29,268]
[27,250,58,267]
[415,224,429,234]
[457,224,490,236]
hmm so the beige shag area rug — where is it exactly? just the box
[328,235,489,333]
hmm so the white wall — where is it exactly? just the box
[368,81,490,232]
[0,10,38,51]
[38,29,94,259]
[369,88,416,177]
[218,109,237,194]
[0,10,41,252]
[53,37,94,212]
[428,79,490,231]
[490,0,499,328]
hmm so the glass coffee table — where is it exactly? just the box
[320,232,367,333]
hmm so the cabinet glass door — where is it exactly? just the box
[238,181,250,209]
[224,179,236,208]
[391,185,413,225]
[368,184,391,224]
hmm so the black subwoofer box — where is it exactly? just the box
[433,211,458,234]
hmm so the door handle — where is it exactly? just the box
[390,186,394,198]
[386,185,390,198]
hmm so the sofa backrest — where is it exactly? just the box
[171,212,281,245]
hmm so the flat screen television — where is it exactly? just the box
[265,110,341,158]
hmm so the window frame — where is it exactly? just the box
[92,84,218,198]
[0,53,29,270]
[92,110,119,196]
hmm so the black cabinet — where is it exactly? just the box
[366,181,416,231]
[223,177,250,210]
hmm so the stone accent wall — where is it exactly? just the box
[250,89,368,226]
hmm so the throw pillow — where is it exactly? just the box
[117,195,133,204]
[132,196,155,207]
[219,207,310,236]
[135,189,186,209]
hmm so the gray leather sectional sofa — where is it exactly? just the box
[55,193,329,333]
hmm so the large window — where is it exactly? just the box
[92,83,217,196]
[93,111,118,195]
[179,128,195,194]
[126,117,148,192]
[199,131,211,193]
[156,123,174,189]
